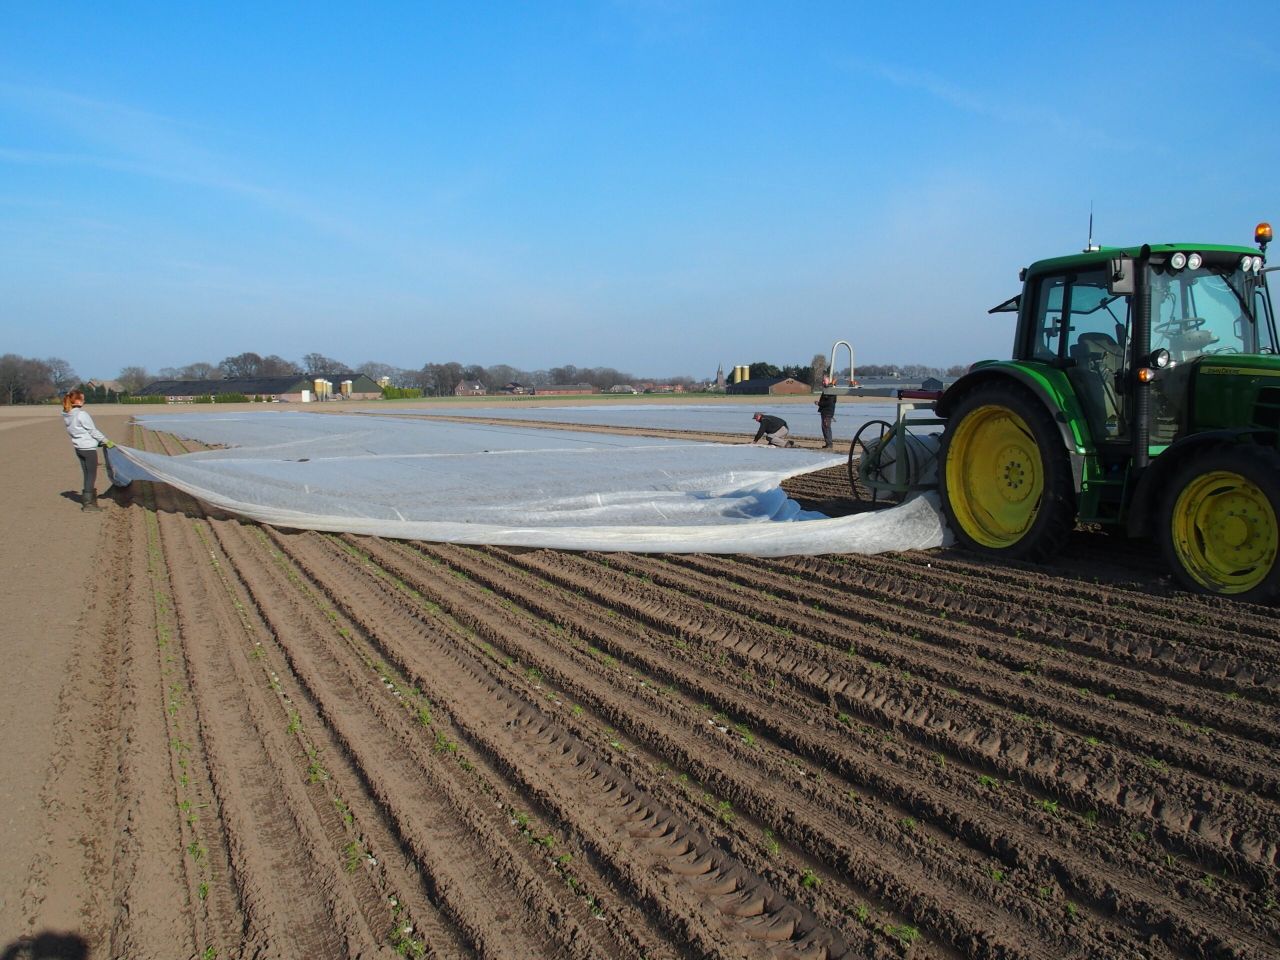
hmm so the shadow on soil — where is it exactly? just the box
[0,931,88,960]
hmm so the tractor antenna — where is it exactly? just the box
[1084,204,1100,253]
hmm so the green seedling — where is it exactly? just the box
[800,869,820,889]
[885,924,919,945]
[343,841,363,873]
[333,797,354,826]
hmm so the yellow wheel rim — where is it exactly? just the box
[1171,470,1278,594]
[946,404,1044,548]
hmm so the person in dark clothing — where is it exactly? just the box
[815,383,837,449]
[750,412,794,447]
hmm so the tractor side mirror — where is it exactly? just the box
[1109,257,1135,295]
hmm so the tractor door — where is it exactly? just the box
[1025,266,1131,446]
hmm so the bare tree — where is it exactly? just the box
[484,364,524,388]
[810,353,828,386]
[117,365,151,394]
[261,355,301,376]
[435,362,464,396]
[356,362,401,385]
[45,357,78,393]
[220,352,265,377]
[0,354,55,404]
[182,361,219,379]
[302,352,346,375]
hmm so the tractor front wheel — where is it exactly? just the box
[939,382,1075,562]
[1159,445,1280,603]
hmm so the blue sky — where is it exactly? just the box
[2,1,1277,381]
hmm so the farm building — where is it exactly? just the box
[454,380,487,396]
[136,374,383,403]
[725,376,811,396]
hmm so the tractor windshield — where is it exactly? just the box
[1148,261,1277,361]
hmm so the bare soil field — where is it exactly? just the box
[5,410,1278,960]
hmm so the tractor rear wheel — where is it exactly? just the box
[1158,445,1280,603]
[939,381,1075,562]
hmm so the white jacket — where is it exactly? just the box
[63,407,108,450]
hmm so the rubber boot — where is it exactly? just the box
[81,490,102,512]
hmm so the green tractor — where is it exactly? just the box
[937,223,1279,602]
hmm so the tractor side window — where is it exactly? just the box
[1031,277,1067,360]
[1063,270,1129,441]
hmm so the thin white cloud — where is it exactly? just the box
[0,82,363,237]
[842,57,1134,152]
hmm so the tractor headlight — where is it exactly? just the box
[1254,255,1266,272]
[1187,252,1203,270]
[1150,347,1171,369]
[1242,255,1256,273]
[1170,252,1187,270]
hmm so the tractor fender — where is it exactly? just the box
[938,367,1086,490]
[1126,428,1280,538]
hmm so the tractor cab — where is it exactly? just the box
[937,223,1280,602]
[1008,241,1276,454]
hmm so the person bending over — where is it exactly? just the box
[750,412,794,447]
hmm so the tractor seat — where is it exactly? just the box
[1069,333,1123,438]
[1072,332,1122,368]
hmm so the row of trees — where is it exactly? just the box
[748,356,967,387]
[0,350,970,405]
[0,354,78,405]
[154,354,652,398]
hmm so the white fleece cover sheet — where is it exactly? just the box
[107,412,947,556]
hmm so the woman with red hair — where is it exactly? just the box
[62,390,115,511]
